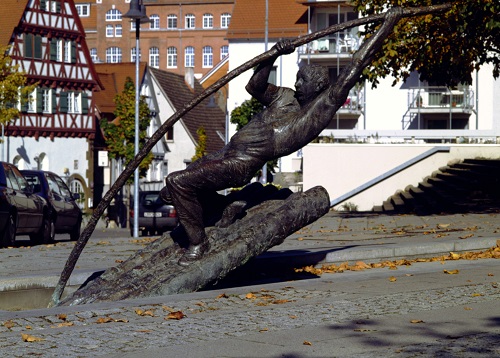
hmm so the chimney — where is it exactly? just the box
[185,68,194,90]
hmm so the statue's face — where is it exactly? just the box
[294,70,319,106]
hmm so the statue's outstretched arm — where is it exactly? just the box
[246,40,295,105]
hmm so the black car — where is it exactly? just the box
[0,162,51,247]
[21,170,82,241]
[129,191,178,236]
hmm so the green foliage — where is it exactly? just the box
[100,77,153,179]
[230,97,278,174]
[191,126,207,162]
[0,45,36,125]
[353,0,500,87]
[230,97,263,130]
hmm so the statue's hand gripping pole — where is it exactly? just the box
[50,4,451,307]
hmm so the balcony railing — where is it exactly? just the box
[408,86,474,110]
[298,34,361,55]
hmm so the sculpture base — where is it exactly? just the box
[59,184,330,306]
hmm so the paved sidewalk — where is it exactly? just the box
[0,211,499,357]
[0,211,499,298]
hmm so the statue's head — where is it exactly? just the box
[294,64,329,105]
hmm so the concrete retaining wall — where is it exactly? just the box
[303,144,500,211]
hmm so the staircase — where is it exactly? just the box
[373,159,500,214]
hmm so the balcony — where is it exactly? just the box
[402,86,475,130]
[298,33,361,63]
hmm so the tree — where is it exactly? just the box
[0,45,35,125]
[100,77,153,178]
[191,126,207,162]
[353,0,500,87]
[230,97,278,175]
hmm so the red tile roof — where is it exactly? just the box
[149,67,225,154]
[94,62,148,115]
[226,0,307,40]
[0,0,28,46]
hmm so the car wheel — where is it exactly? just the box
[30,214,54,245]
[1,214,17,247]
[69,216,82,241]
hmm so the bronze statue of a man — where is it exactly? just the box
[162,9,403,266]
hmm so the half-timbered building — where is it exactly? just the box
[1,0,102,212]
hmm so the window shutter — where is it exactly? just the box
[81,92,89,114]
[56,1,61,13]
[52,90,57,114]
[50,38,57,61]
[59,92,68,113]
[36,88,43,113]
[34,35,42,59]
[40,0,46,10]
[71,42,77,63]
[25,34,33,58]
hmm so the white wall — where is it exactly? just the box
[5,136,89,183]
[150,79,195,175]
[303,143,500,210]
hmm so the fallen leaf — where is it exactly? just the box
[459,234,474,240]
[487,273,494,277]
[410,319,424,324]
[135,309,155,317]
[4,320,15,329]
[21,333,44,342]
[389,276,397,282]
[438,223,451,229]
[216,293,228,299]
[259,328,268,332]
[449,252,460,260]
[272,299,290,304]
[444,269,459,274]
[96,317,114,324]
[471,293,484,297]
[303,341,312,346]
[464,307,473,310]
[25,326,32,330]
[297,237,304,241]
[115,259,124,263]
[289,315,297,319]
[245,293,257,299]
[162,305,175,312]
[57,314,67,321]
[165,311,186,320]
[52,322,74,328]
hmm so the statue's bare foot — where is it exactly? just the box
[178,241,210,266]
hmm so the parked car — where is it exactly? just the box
[129,191,178,236]
[0,162,51,247]
[21,170,82,242]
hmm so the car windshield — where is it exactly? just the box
[24,174,42,193]
[142,193,161,206]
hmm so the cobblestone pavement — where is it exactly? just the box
[0,259,498,357]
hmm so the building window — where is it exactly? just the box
[220,45,228,60]
[64,41,76,63]
[221,13,231,28]
[106,9,122,21]
[167,47,177,68]
[203,14,213,29]
[202,46,213,68]
[27,89,36,113]
[115,24,122,37]
[67,92,81,114]
[106,25,114,37]
[185,14,195,29]
[75,3,90,17]
[150,14,160,30]
[50,38,63,62]
[167,14,177,29]
[42,0,61,13]
[90,48,98,62]
[41,88,51,113]
[149,47,159,68]
[106,47,122,63]
[185,46,194,67]
[131,47,141,63]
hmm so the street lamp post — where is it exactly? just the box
[124,0,149,238]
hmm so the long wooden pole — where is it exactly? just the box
[50,4,451,306]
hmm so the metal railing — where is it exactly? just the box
[329,146,451,207]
